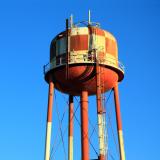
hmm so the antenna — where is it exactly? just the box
[70,14,73,28]
[88,10,91,25]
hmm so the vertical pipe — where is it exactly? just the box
[113,83,126,160]
[68,95,74,160]
[96,64,103,113]
[45,76,54,160]
[66,18,69,79]
[80,91,89,160]
[96,64,105,160]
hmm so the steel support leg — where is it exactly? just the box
[113,83,126,160]
[68,95,74,160]
[45,76,54,160]
[80,91,89,160]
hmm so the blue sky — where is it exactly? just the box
[0,0,160,160]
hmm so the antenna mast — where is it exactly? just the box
[88,10,91,25]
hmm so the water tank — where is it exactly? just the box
[44,25,124,95]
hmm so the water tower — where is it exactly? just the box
[43,12,126,160]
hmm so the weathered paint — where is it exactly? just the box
[105,37,117,57]
[45,26,124,96]
[71,27,89,36]
[98,114,105,156]
[50,26,118,67]
[70,35,88,51]
[89,27,105,36]
[96,64,106,160]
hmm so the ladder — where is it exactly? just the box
[95,54,108,160]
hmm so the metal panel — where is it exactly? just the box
[70,35,88,51]
[105,38,117,57]
[70,27,88,36]
[56,37,66,55]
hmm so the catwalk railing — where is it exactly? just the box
[43,53,125,75]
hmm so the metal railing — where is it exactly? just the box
[118,61,125,72]
[43,54,125,75]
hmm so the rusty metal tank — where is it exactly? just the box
[44,23,124,96]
